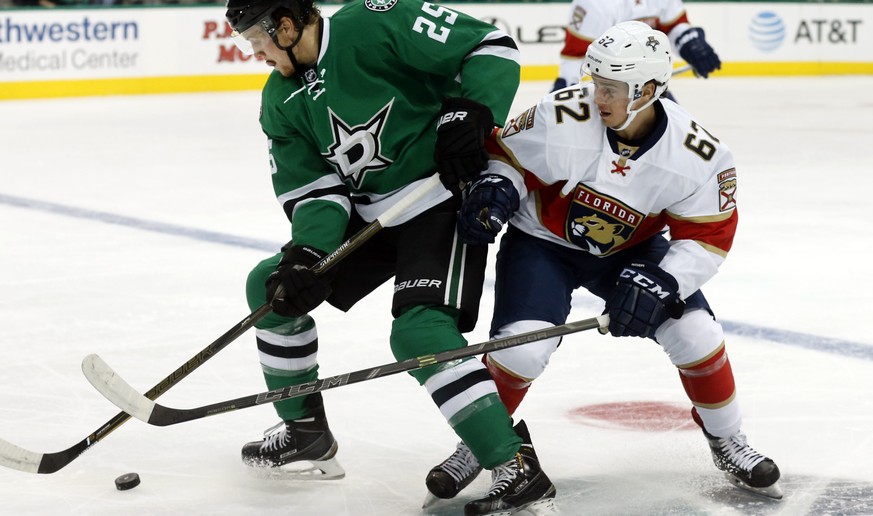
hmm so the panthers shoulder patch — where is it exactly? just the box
[502,106,537,139]
[718,168,737,212]
[365,0,397,12]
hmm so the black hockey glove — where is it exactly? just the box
[605,260,686,338]
[434,97,495,192]
[457,174,519,245]
[676,27,721,79]
[265,244,332,318]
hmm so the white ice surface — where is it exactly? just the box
[1,77,872,515]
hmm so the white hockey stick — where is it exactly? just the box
[672,64,695,77]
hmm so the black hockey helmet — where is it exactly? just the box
[226,0,316,35]
[226,0,317,56]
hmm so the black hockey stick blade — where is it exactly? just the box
[2,175,443,474]
[82,315,609,427]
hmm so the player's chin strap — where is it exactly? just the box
[613,82,667,132]
[280,17,323,79]
[274,24,304,71]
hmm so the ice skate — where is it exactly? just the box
[464,420,556,516]
[422,441,483,507]
[704,429,782,499]
[241,394,345,480]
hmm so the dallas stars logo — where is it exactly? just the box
[365,0,397,11]
[323,100,394,189]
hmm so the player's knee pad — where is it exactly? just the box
[390,305,466,384]
[655,308,724,366]
[246,254,279,312]
[487,320,561,382]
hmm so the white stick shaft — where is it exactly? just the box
[672,64,694,76]
[375,174,443,226]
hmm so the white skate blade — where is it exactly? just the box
[422,490,464,509]
[514,497,557,515]
[724,472,784,500]
[422,491,441,508]
[246,456,346,481]
[462,497,557,516]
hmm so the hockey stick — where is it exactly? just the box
[0,174,443,474]
[672,64,694,77]
[82,314,609,427]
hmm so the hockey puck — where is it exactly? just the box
[115,472,141,491]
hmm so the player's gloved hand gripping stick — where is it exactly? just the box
[434,97,495,192]
[457,174,520,245]
[266,244,334,318]
[0,174,443,474]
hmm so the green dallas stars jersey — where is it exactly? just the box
[259,0,520,253]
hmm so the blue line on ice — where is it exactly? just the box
[4,192,871,360]
[0,193,277,252]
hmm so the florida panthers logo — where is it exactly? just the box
[322,100,394,189]
[566,184,642,255]
[570,214,628,251]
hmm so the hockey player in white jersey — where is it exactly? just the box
[426,21,782,505]
[551,0,720,91]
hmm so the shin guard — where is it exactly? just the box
[483,354,531,416]
[678,344,735,408]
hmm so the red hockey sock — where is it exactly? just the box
[678,345,736,408]
[483,355,531,416]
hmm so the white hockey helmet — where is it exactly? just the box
[582,21,672,129]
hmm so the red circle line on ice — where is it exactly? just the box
[568,401,698,432]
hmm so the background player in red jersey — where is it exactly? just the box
[551,0,720,92]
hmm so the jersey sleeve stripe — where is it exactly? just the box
[466,31,520,64]
[695,240,730,259]
[666,210,735,224]
[669,209,738,255]
[279,187,351,222]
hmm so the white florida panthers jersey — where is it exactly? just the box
[487,83,738,299]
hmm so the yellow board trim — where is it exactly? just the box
[521,62,873,81]
[2,63,872,100]
[0,74,270,100]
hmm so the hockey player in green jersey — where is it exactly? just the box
[226,0,555,513]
